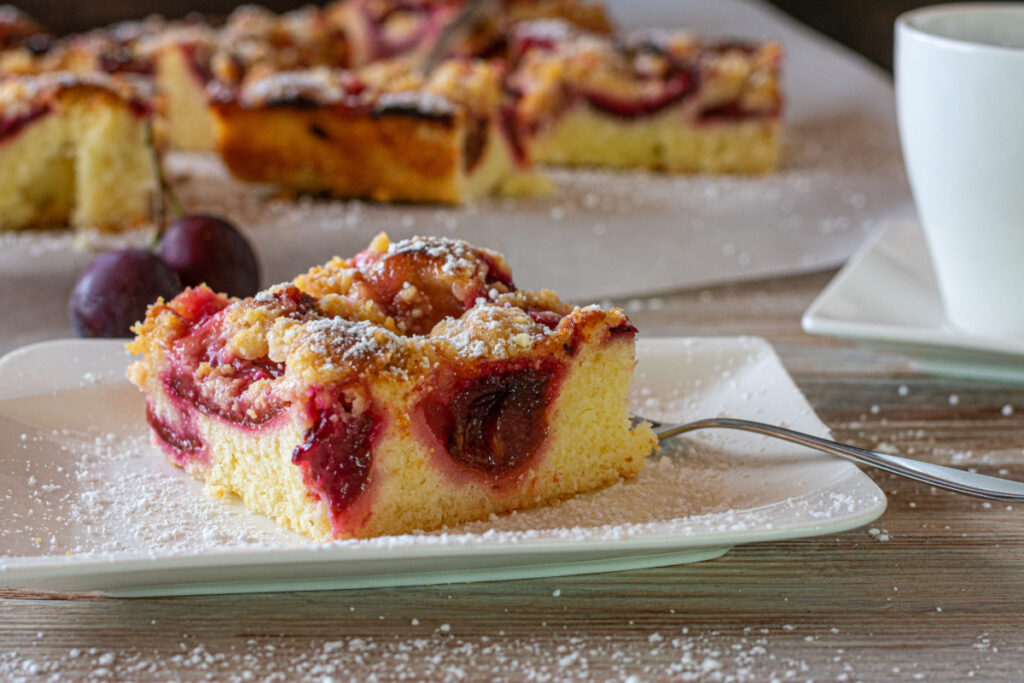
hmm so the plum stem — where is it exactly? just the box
[148,122,184,246]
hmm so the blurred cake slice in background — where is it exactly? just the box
[143,6,353,152]
[506,20,783,173]
[147,0,612,152]
[328,0,612,64]
[211,59,524,203]
[0,73,160,231]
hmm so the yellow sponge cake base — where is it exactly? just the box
[144,334,653,541]
[0,88,158,231]
[155,45,219,152]
[532,104,781,174]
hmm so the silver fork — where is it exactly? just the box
[642,416,1024,501]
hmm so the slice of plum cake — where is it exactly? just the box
[0,72,160,231]
[209,59,521,204]
[128,233,656,540]
[506,19,783,173]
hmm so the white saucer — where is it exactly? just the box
[803,219,1024,383]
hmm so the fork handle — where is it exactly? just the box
[655,417,1024,502]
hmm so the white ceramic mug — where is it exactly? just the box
[896,4,1024,338]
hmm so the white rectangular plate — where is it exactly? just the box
[0,337,885,596]
[0,0,910,356]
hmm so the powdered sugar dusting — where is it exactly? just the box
[0,408,872,563]
[297,317,406,366]
[0,410,294,562]
[389,235,480,278]
[153,114,905,304]
[375,90,457,117]
[239,67,348,107]
[0,623,926,681]
[436,303,548,359]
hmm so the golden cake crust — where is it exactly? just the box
[211,60,515,203]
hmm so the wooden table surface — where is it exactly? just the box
[4,268,1024,681]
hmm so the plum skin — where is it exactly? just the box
[157,214,260,298]
[69,248,183,338]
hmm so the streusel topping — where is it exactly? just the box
[131,234,634,413]
[0,71,152,117]
[298,233,514,336]
[231,58,501,119]
[431,302,553,360]
[509,19,782,119]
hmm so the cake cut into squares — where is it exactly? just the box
[0,72,160,231]
[141,0,612,152]
[506,19,783,173]
[210,59,523,203]
[128,233,656,540]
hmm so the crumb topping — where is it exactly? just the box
[131,234,634,413]
[231,58,501,120]
[431,302,551,359]
[217,4,347,76]
[0,15,165,77]
[508,19,781,122]
[267,315,424,387]
[0,71,153,117]
[386,234,503,279]
[297,233,514,335]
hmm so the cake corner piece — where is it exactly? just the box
[129,233,656,541]
[0,72,161,232]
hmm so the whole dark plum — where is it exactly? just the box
[157,214,260,298]
[69,248,183,338]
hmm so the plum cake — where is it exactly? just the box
[210,60,522,203]
[0,72,160,231]
[128,233,656,540]
[505,19,783,173]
